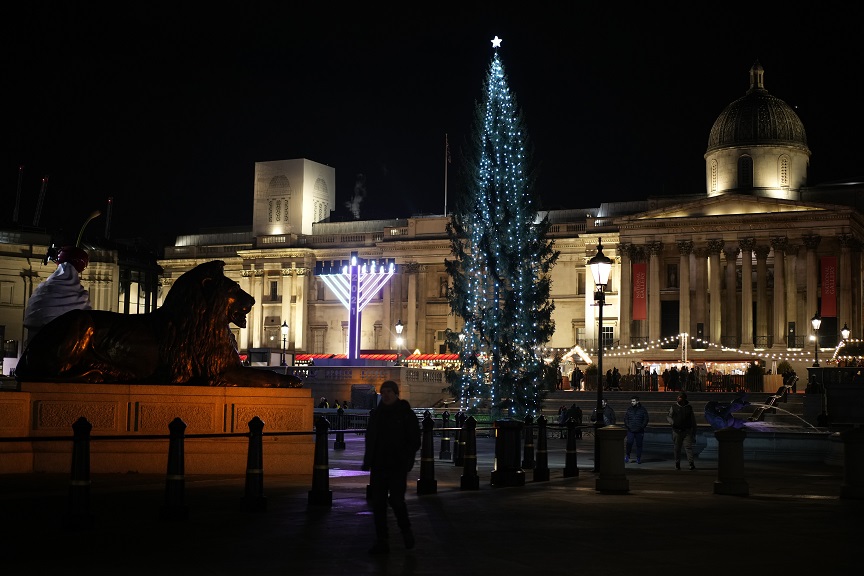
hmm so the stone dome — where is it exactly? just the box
[706,62,809,153]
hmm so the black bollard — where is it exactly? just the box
[244,416,267,512]
[308,416,333,506]
[161,417,189,521]
[334,407,346,450]
[491,418,525,487]
[563,417,579,477]
[439,410,452,460]
[460,416,480,490]
[64,416,94,529]
[417,412,438,495]
[453,411,466,466]
[522,415,535,469]
[533,415,550,482]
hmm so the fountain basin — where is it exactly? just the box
[640,425,838,465]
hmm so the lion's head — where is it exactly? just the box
[160,260,256,384]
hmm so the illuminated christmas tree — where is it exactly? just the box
[446,37,559,418]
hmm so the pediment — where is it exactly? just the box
[630,195,828,220]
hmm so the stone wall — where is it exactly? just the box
[0,383,314,475]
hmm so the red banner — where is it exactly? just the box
[632,262,647,320]
[821,256,837,317]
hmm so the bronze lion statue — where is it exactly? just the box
[15,260,302,388]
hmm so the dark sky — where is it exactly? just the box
[4,5,863,248]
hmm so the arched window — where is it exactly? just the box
[779,155,789,187]
[711,159,718,193]
[737,156,753,188]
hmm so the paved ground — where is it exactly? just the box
[1,433,857,575]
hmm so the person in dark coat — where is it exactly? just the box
[362,380,421,554]
[590,398,616,426]
[624,396,649,463]
[666,392,697,470]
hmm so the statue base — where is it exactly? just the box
[0,382,314,475]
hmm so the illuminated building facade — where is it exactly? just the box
[4,63,862,378]
[155,63,864,376]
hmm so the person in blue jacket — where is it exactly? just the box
[624,396,649,463]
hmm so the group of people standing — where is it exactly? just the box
[586,393,698,470]
[317,397,353,409]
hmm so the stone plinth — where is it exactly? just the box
[596,425,629,494]
[0,382,314,475]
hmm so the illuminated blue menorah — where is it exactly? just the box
[314,251,397,360]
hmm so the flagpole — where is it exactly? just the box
[444,132,450,216]
[444,133,449,216]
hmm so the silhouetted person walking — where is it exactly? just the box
[362,380,421,554]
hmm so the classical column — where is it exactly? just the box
[839,234,854,330]
[677,240,693,339]
[693,246,709,342]
[647,241,663,342]
[252,269,264,349]
[384,269,393,338]
[738,238,755,347]
[403,262,420,351]
[803,235,822,322]
[785,244,800,345]
[240,273,252,351]
[723,245,739,346]
[770,237,788,348]
[853,240,863,339]
[633,246,647,342]
[294,268,308,351]
[755,245,770,345]
[707,239,724,343]
[281,269,292,348]
[618,243,632,347]
[417,265,428,352]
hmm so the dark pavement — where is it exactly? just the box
[1,432,857,575]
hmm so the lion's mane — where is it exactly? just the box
[158,260,247,385]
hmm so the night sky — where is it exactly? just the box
[4,5,863,248]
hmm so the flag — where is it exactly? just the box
[446,133,451,164]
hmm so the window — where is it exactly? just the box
[601,326,614,348]
[667,264,678,289]
[576,270,585,295]
[779,155,789,187]
[738,155,753,188]
[711,159,718,193]
[270,280,278,300]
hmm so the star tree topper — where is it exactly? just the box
[491,35,502,48]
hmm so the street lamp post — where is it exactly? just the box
[395,319,404,366]
[588,238,613,473]
[841,322,851,341]
[811,313,821,367]
[280,321,289,366]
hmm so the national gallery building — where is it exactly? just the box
[2,63,863,377]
